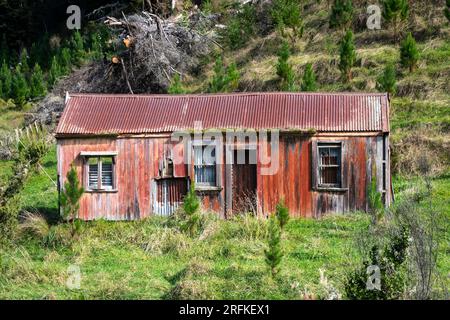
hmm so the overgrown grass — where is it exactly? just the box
[0,213,372,299]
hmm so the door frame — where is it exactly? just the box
[225,143,258,216]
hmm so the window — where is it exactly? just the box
[318,143,341,188]
[194,144,216,186]
[86,156,115,191]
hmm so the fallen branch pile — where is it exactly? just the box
[91,9,219,93]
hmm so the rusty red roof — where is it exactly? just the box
[56,92,389,135]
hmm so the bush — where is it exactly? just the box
[382,0,409,38]
[445,0,450,22]
[0,196,21,243]
[394,179,445,299]
[18,211,50,242]
[329,0,353,30]
[208,56,240,93]
[17,124,49,166]
[59,47,72,75]
[168,74,186,94]
[221,3,256,50]
[270,0,303,39]
[344,226,409,300]
[376,63,397,95]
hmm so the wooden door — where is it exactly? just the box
[232,149,257,214]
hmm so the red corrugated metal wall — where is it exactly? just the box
[57,132,388,220]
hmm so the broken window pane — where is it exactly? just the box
[318,144,341,188]
[194,145,216,186]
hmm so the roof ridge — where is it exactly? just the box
[67,91,388,98]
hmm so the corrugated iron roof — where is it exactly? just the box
[56,92,390,135]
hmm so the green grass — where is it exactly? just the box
[18,146,58,219]
[391,98,450,132]
[0,214,372,299]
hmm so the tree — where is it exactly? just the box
[376,63,397,95]
[265,216,283,277]
[19,48,30,74]
[400,32,419,73]
[301,63,317,92]
[59,47,72,75]
[168,74,186,94]
[445,0,450,22]
[70,31,85,66]
[89,33,103,61]
[48,56,61,86]
[181,182,202,236]
[382,0,409,39]
[0,62,12,100]
[329,0,354,30]
[60,166,84,237]
[0,35,9,66]
[222,3,256,50]
[208,56,240,93]
[30,63,47,98]
[276,42,296,91]
[271,0,303,39]
[339,30,356,82]
[275,199,289,231]
[11,65,30,107]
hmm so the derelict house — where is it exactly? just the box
[55,92,392,220]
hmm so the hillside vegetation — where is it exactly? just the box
[0,0,449,299]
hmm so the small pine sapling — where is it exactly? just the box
[339,30,356,82]
[181,182,202,236]
[276,42,296,91]
[60,166,84,238]
[275,199,289,231]
[301,63,317,92]
[265,216,283,277]
[376,63,397,95]
[400,32,419,73]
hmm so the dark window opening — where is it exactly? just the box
[318,144,341,188]
[194,145,216,186]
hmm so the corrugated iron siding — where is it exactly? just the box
[56,92,390,135]
[57,132,389,220]
[152,178,188,216]
[257,134,387,218]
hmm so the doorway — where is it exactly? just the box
[232,149,257,214]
